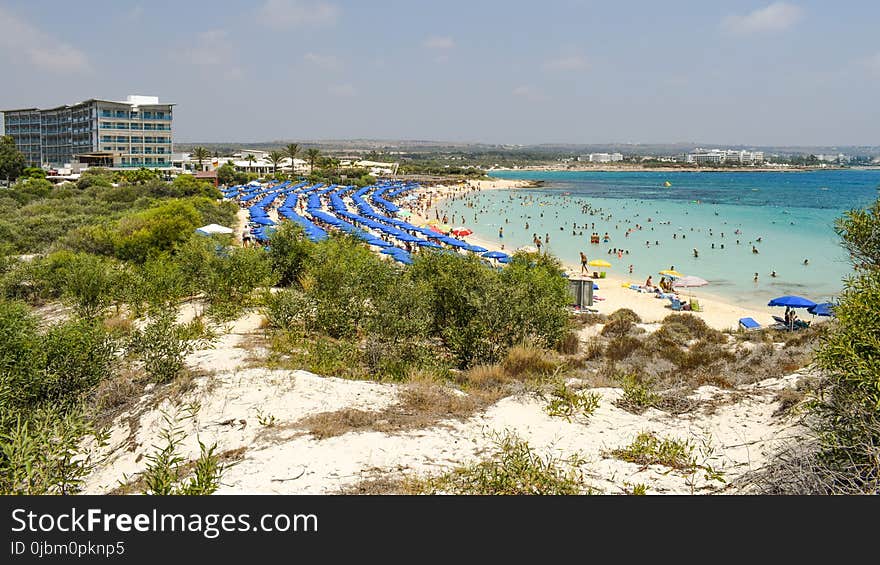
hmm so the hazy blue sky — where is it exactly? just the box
[1,0,878,145]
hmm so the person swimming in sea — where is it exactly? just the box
[803,258,809,265]
[770,270,777,278]
[752,245,759,254]
[693,248,699,258]
[754,272,759,283]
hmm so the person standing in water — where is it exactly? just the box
[498,226,503,239]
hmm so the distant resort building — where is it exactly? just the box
[685,149,764,165]
[1,94,173,169]
[578,152,624,163]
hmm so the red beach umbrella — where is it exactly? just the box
[451,227,473,236]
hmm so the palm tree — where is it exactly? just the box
[191,146,210,172]
[267,150,285,174]
[244,153,257,172]
[305,148,321,173]
[284,143,300,176]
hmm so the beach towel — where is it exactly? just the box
[739,317,761,330]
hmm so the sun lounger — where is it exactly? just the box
[772,315,787,325]
[739,317,761,330]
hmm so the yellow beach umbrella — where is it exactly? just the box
[659,269,684,278]
[588,259,612,268]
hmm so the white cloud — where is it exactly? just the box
[303,52,342,70]
[423,36,455,49]
[328,83,357,97]
[512,85,547,101]
[183,30,232,67]
[181,30,243,80]
[258,0,339,30]
[0,6,90,73]
[723,3,803,34]
[544,54,589,72]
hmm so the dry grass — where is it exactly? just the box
[773,387,806,417]
[572,312,607,327]
[502,343,559,378]
[298,381,499,440]
[604,335,643,361]
[556,331,580,355]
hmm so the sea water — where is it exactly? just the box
[438,169,880,308]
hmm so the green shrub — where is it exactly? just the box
[267,223,314,287]
[611,431,697,471]
[600,317,634,338]
[545,382,601,421]
[128,311,215,384]
[616,373,661,413]
[608,308,641,324]
[409,431,589,495]
[605,335,643,361]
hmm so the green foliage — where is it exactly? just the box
[0,135,26,183]
[410,431,589,495]
[616,373,661,413]
[611,431,697,470]
[169,174,221,199]
[141,410,224,495]
[76,167,115,190]
[216,162,236,186]
[110,199,202,263]
[0,301,118,414]
[545,382,601,421]
[128,310,215,384]
[267,222,314,287]
[411,251,569,366]
[305,236,395,338]
[1,408,108,494]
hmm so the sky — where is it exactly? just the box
[1,0,878,146]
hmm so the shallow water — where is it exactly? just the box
[438,169,880,308]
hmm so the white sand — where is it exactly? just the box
[82,312,806,495]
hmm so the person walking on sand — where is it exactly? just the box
[580,251,589,274]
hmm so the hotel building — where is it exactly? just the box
[2,95,174,169]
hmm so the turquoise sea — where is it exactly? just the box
[439,169,880,308]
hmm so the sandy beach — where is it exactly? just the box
[407,180,778,331]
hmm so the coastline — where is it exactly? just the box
[487,165,844,173]
[411,181,781,331]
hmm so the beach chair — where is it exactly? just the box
[793,319,811,330]
[689,299,702,312]
[739,317,761,331]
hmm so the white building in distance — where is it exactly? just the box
[580,152,623,163]
[686,149,764,165]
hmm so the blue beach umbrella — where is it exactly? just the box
[767,295,817,308]
[417,240,443,248]
[463,244,488,253]
[482,250,510,260]
[807,302,835,317]
[366,238,393,248]
[380,247,401,255]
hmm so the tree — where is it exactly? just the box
[0,135,26,185]
[217,162,236,186]
[191,147,210,172]
[305,148,321,173]
[284,143,300,176]
[811,195,880,492]
[244,154,257,173]
[267,151,285,174]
